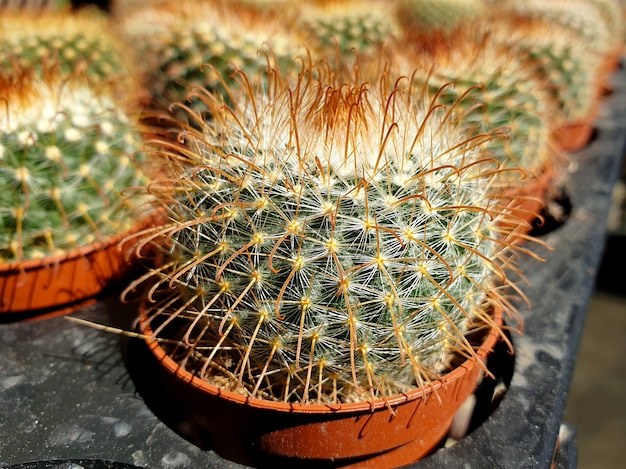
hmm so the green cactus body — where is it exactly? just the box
[486,14,602,125]
[137,65,521,404]
[500,0,613,56]
[398,0,487,32]
[0,68,149,263]
[297,0,400,60]
[119,0,303,111]
[396,29,555,180]
[0,7,134,96]
[435,75,553,175]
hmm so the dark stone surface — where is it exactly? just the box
[1,67,625,469]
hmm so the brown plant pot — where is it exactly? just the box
[0,219,157,315]
[497,165,557,235]
[551,118,596,153]
[138,306,503,468]
[598,47,623,95]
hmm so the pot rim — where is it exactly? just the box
[0,213,159,274]
[139,304,503,415]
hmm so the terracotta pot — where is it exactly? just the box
[551,118,596,153]
[0,218,157,315]
[138,306,503,467]
[597,47,623,95]
[497,165,556,235]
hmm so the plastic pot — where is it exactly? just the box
[0,218,157,316]
[497,164,558,236]
[138,306,503,468]
[552,118,596,153]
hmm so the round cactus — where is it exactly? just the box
[296,0,400,60]
[132,63,523,405]
[395,25,557,181]
[483,12,603,127]
[397,0,487,32]
[498,0,615,57]
[117,0,304,112]
[498,0,624,89]
[0,64,150,263]
[587,0,625,48]
[0,6,136,99]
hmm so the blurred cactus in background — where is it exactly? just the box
[0,66,150,263]
[117,0,304,114]
[397,0,487,32]
[0,6,135,98]
[0,7,151,264]
[296,0,399,60]
[492,0,622,125]
[395,25,556,178]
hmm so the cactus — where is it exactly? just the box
[131,62,525,405]
[396,25,557,183]
[482,12,602,127]
[396,0,487,32]
[117,0,304,113]
[296,0,400,60]
[0,6,135,99]
[494,0,625,105]
[498,0,615,57]
[587,0,625,49]
[0,7,150,264]
[0,63,150,263]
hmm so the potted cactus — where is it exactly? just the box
[125,59,530,466]
[0,7,156,316]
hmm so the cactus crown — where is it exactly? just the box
[0,63,149,263]
[297,0,399,59]
[397,0,487,32]
[133,62,521,405]
[586,0,625,47]
[500,0,613,55]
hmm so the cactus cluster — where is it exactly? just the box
[133,64,523,404]
[116,0,623,408]
[3,0,622,415]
